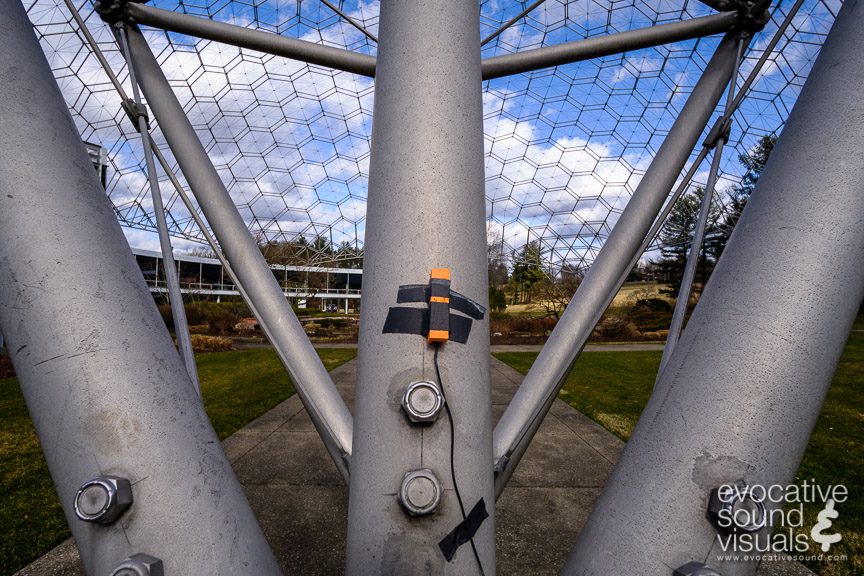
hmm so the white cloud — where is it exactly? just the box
[26,0,834,264]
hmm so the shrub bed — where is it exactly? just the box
[190,334,234,352]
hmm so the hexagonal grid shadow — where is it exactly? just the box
[26,0,839,271]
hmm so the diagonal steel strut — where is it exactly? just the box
[492,30,749,497]
[564,0,864,570]
[118,22,354,482]
[0,1,281,571]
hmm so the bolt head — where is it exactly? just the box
[110,553,164,576]
[401,381,445,423]
[399,469,442,516]
[708,483,766,534]
[74,476,133,525]
[673,561,721,576]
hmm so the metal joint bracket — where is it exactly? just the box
[703,116,733,149]
[731,0,771,34]
[492,455,509,479]
[95,0,133,24]
[121,98,150,132]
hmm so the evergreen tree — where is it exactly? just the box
[488,286,507,313]
[511,240,546,303]
[653,187,721,296]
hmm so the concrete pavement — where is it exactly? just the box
[16,356,811,575]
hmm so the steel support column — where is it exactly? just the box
[346,0,492,573]
[0,1,280,573]
[493,32,744,496]
[564,0,864,572]
[121,24,354,480]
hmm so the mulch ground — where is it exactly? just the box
[0,354,15,379]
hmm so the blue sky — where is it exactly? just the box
[27,0,839,269]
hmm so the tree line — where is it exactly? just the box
[183,134,775,312]
[487,134,776,311]
[646,134,775,295]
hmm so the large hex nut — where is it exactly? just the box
[110,553,164,576]
[74,476,133,525]
[398,468,442,516]
[401,380,445,423]
[673,561,722,576]
[708,483,766,534]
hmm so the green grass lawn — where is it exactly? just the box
[0,347,356,575]
[495,331,863,576]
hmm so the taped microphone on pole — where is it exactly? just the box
[383,268,486,344]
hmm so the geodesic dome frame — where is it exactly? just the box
[28,0,838,270]
[3,0,860,574]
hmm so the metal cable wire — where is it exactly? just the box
[433,344,486,576]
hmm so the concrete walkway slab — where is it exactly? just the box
[15,357,812,576]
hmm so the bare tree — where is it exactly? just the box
[530,272,582,319]
[185,245,216,259]
[487,226,509,287]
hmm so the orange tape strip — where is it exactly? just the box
[430,268,451,281]
[428,329,449,343]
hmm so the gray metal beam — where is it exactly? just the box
[124,1,376,78]
[563,0,864,571]
[618,0,806,300]
[149,142,268,336]
[659,36,742,377]
[121,23,354,481]
[346,0,493,573]
[493,32,745,497]
[0,1,280,573]
[116,24,200,394]
[481,11,737,80]
[124,4,735,82]
[626,146,710,290]
[61,0,264,343]
[657,137,725,377]
[728,0,806,114]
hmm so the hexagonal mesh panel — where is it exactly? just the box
[26,0,839,270]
